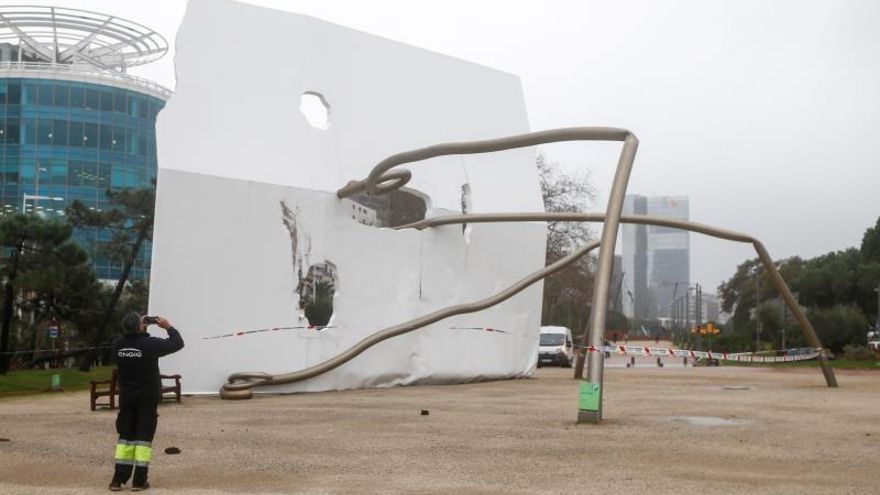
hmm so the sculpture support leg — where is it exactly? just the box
[752,241,837,387]
[578,134,639,424]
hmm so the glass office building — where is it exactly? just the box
[0,6,170,280]
[621,195,690,320]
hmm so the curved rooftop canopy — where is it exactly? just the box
[0,5,167,70]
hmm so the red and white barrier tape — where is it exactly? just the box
[449,327,511,334]
[202,325,509,340]
[580,345,821,363]
[201,325,335,340]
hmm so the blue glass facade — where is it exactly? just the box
[0,78,164,280]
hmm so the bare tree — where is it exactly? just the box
[537,153,597,331]
[537,153,596,262]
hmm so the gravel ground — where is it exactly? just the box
[1,359,878,494]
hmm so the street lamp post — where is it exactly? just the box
[695,283,702,350]
[671,282,679,342]
[685,286,692,336]
[754,266,761,352]
[680,288,688,347]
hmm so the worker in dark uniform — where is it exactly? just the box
[109,312,184,491]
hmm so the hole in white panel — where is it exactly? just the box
[346,188,428,228]
[300,91,330,130]
[301,262,337,327]
[280,200,336,327]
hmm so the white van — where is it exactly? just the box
[538,326,574,368]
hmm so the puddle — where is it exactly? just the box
[666,416,752,427]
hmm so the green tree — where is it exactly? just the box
[718,217,880,352]
[793,249,861,309]
[861,216,880,263]
[66,186,155,370]
[807,304,868,353]
[717,257,800,333]
[0,214,97,373]
[755,300,784,348]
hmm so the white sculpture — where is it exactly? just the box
[151,0,546,394]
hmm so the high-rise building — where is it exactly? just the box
[0,6,170,279]
[621,195,690,320]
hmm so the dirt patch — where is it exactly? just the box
[1,364,878,494]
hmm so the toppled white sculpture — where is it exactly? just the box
[151,0,545,394]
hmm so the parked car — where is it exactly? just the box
[538,326,574,368]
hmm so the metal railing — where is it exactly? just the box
[0,61,172,101]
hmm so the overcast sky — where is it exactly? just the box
[45,0,880,293]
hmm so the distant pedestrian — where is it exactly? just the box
[109,313,184,491]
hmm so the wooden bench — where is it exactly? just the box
[89,369,182,410]
[160,373,182,403]
[90,369,118,411]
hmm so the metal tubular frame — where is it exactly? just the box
[220,210,838,400]
[220,239,602,399]
[398,212,838,390]
[336,127,634,198]
[335,127,638,423]
[227,127,637,401]
[222,127,836,414]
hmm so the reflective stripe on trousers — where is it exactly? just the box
[114,439,136,465]
[134,441,153,466]
[114,439,152,466]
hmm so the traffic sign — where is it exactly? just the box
[48,326,59,339]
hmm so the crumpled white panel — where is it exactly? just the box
[152,0,545,394]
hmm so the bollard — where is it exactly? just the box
[630,356,636,368]
[656,357,663,368]
[683,357,688,367]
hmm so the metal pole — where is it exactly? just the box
[751,241,837,386]
[697,284,702,326]
[578,134,638,424]
[676,296,682,345]
[685,288,690,336]
[696,284,702,349]
[671,282,679,341]
[755,267,761,352]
